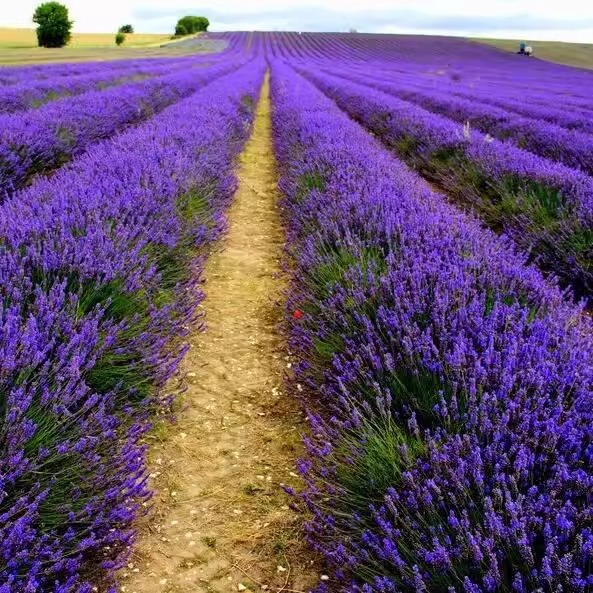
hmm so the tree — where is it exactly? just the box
[174,15,209,37]
[174,23,187,37]
[195,16,209,31]
[118,24,134,34]
[115,31,126,46]
[33,2,73,48]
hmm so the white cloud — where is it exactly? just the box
[2,0,593,42]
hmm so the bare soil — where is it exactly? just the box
[120,75,319,593]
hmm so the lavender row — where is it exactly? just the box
[423,66,593,113]
[336,63,593,135]
[0,57,198,114]
[0,59,243,198]
[412,83,593,151]
[401,71,593,135]
[300,67,593,302]
[0,52,220,86]
[0,59,137,85]
[446,82,593,132]
[0,60,265,592]
[270,61,593,593]
[327,67,593,176]
[456,85,593,124]
[272,33,593,98]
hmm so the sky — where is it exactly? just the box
[3,0,593,42]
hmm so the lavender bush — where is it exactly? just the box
[0,50,227,86]
[299,67,593,303]
[0,59,243,198]
[3,29,593,592]
[0,59,264,591]
[335,63,593,135]
[0,57,198,114]
[328,67,593,176]
[271,61,593,592]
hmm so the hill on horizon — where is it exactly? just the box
[0,26,592,70]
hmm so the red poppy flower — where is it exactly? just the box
[293,309,303,320]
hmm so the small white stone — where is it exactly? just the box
[238,584,247,592]
[320,575,330,581]
[159,579,168,585]
[277,565,287,573]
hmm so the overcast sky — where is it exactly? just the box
[3,0,593,42]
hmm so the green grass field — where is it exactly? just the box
[0,28,211,65]
[474,37,593,70]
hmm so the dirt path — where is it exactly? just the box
[121,75,318,593]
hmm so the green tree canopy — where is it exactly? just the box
[115,31,126,46]
[33,2,73,48]
[118,24,134,34]
[174,15,209,36]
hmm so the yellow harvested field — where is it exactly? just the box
[0,28,172,49]
[0,28,213,65]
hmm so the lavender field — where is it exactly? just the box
[1,32,593,593]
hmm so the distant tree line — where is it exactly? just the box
[32,2,209,49]
[174,15,209,37]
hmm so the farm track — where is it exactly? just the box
[121,74,318,593]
